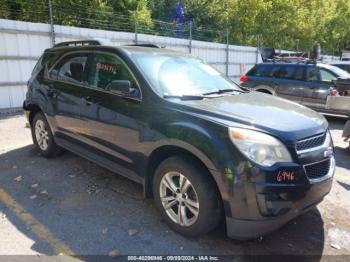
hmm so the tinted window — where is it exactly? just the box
[247,65,279,78]
[319,69,336,82]
[306,67,320,82]
[50,53,88,85]
[294,66,305,81]
[274,66,296,80]
[88,53,138,93]
[32,52,54,76]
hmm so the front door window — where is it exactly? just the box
[87,53,140,98]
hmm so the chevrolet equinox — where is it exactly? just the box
[23,40,335,239]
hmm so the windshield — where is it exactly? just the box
[132,54,242,96]
[327,64,350,78]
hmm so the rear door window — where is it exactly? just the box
[49,53,89,85]
[274,66,296,80]
[306,67,320,82]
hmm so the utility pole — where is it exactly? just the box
[134,15,138,44]
[48,0,55,46]
[188,20,193,54]
[225,27,229,76]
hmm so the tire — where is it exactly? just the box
[153,156,223,237]
[31,112,62,158]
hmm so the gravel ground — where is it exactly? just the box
[0,113,349,259]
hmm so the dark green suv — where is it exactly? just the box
[24,40,335,239]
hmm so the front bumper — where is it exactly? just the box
[224,156,335,240]
[226,174,332,239]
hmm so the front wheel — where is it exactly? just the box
[153,156,222,237]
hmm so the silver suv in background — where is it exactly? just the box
[240,62,350,116]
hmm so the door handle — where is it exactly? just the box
[83,96,101,106]
[83,96,93,106]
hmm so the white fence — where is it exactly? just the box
[0,19,262,110]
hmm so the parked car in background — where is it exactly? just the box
[24,40,335,240]
[329,78,350,148]
[341,49,350,61]
[240,62,350,116]
[330,61,350,74]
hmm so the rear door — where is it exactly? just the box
[46,52,90,141]
[274,65,305,103]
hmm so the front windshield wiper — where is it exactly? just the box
[202,88,248,95]
[163,94,205,100]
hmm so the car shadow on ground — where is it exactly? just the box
[0,144,325,258]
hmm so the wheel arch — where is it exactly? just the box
[253,85,275,95]
[26,103,43,126]
[143,143,220,199]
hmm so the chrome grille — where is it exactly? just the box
[304,159,330,179]
[296,133,327,152]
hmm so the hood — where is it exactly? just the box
[177,92,328,143]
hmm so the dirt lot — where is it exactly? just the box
[0,113,349,260]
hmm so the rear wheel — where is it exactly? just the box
[31,112,62,157]
[153,156,222,237]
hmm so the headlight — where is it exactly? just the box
[229,127,292,167]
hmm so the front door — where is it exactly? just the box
[274,65,305,103]
[301,66,336,110]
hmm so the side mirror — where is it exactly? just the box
[107,80,132,94]
[107,80,140,98]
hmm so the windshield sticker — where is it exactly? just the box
[200,64,220,76]
[96,63,117,75]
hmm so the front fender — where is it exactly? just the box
[165,120,231,171]
[145,120,235,204]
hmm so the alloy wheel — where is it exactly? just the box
[159,171,199,227]
[35,119,49,151]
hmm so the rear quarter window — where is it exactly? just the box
[31,52,54,76]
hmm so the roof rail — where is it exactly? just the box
[53,40,101,48]
[264,52,319,64]
[123,43,162,48]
